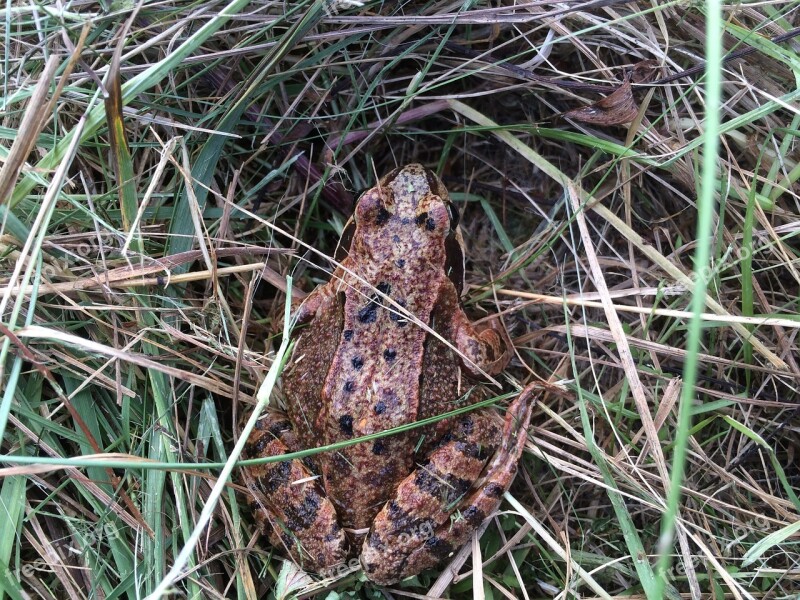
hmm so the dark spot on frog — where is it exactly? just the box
[367,531,385,550]
[279,531,295,549]
[372,439,385,455]
[351,356,364,370]
[284,492,320,529]
[342,329,354,341]
[332,452,351,472]
[424,536,453,560]
[463,505,486,526]
[383,348,397,362]
[268,421,290,437]
[301,456,317,472]
[387,500,404,521]
[263,460,292,493]
[248,434,270,456]
[415,467,472,500]
[483,482,504,498]
[455,441,487,461]
[324,522,342,542]
[376,282,391,295]
[376,207,391,225]
[414,212,428,226]
[339,414,354,436]
[343,380,355,393]
[358,299,378,324]
[374,400,386,414]
[389,299,407,326]
[377,463,395,484]
[426,217,436,231]
[392,234,401,243]
[395,258,405,268]
[413,467,441,496]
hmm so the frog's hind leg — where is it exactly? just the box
[361,386,537,585]
[243,413,349,576]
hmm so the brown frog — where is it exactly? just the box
[243,164,535,585]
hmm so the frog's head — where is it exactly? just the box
[345,164,465,293]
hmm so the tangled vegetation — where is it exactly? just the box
[0,1,798,598]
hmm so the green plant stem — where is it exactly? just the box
[655,1,722,594]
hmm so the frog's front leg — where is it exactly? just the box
[243,413,349,575]
[437,283,511,377]
[360,386,536,585]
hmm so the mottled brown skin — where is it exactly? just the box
[243,164,535,584]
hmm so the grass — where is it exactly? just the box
[1,1,799,598]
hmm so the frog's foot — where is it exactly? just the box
[360,386,537,585]
[243,413,349,576]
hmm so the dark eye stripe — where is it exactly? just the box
[424,168,440,194]
[447,202,460,228]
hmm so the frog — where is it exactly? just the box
[243,164,536,585]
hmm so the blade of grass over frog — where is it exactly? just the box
[145,278,293,599]
[166,1,327,269]
[6,0,255,210]
[0,388,527,474]
[446,99,788,370]
[503,493,613,600]
[655,3,722,594]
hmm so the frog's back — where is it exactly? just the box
[317,164,462,527]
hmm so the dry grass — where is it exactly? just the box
[1,1,799,598]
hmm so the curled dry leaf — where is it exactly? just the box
[565,78,638,126]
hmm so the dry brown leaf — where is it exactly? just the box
[565,79,638,126]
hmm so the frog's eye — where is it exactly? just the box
[446,202,460,230]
